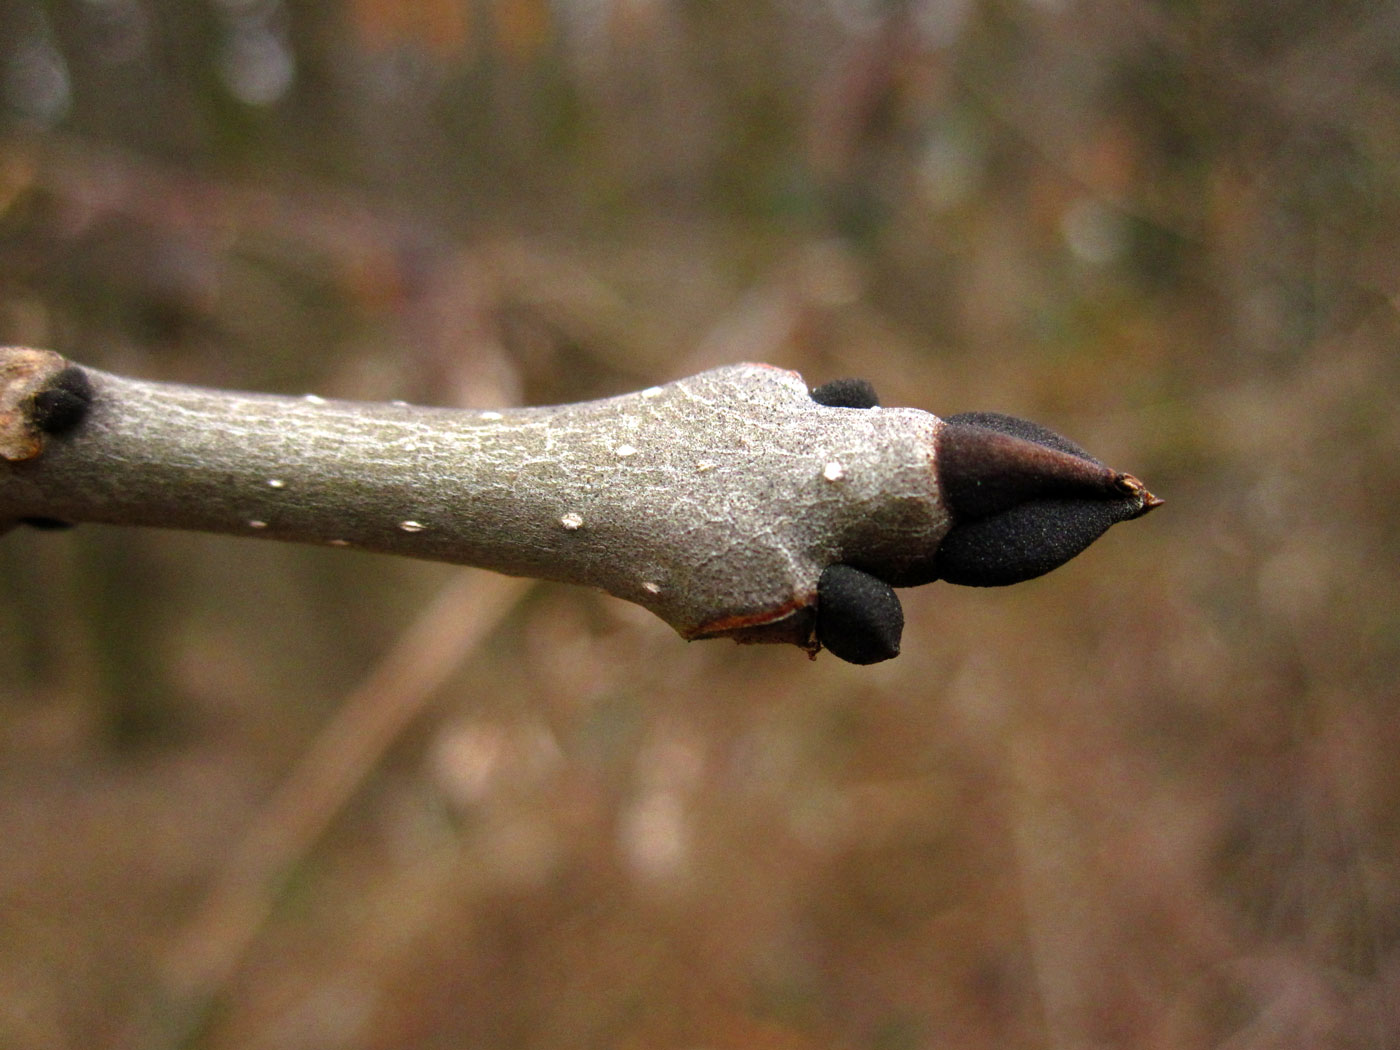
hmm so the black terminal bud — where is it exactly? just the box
[932,412,1161,587]
[817,564,904,664]
[29,365,94,435]
[934,496,1147,587]
[945,411,1098,459]
[810,377,881,409]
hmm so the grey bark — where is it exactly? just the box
[1,348,955,650]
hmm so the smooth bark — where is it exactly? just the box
[1,349,953,650]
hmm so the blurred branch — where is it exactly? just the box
[163,568,530,1026]
[1,347,1159,663]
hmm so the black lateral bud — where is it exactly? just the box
[810,377,880,409]
[932,412,1160,587]
[817,564,904,664]
[29,365,94,435]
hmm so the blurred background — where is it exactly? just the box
[2,0,1399,1047]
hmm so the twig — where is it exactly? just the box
[1,347,1160,664]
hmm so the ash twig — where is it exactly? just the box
[1,347,1160,662]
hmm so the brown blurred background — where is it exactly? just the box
[2,1,1399,1047]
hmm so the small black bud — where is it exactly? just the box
[29,366,94,435]
[817,564,904,664]
[810,377,881,409]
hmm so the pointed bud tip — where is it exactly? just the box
[1115,474,1163,518]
